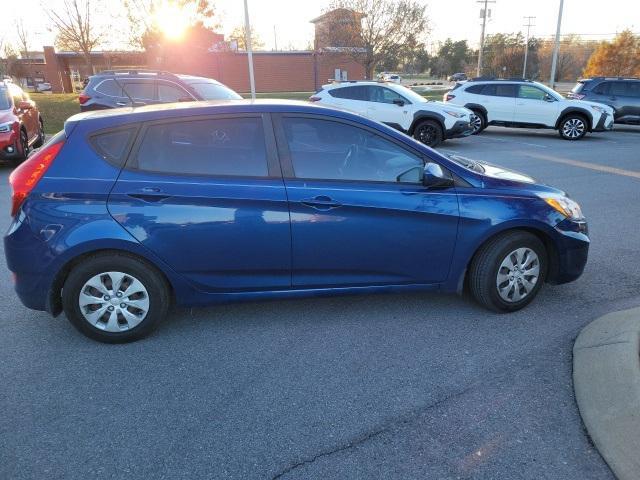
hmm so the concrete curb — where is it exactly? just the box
[573,307,640,480]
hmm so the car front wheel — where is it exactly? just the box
[559,115,587,140]
[413,119,444,147]
[62,253,170,343]
[468,231,547,312]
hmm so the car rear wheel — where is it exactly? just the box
[413,119,444,147]
[468,231,547,312]
[559,115,587,140]
[62,253,170,343]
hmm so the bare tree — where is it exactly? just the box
[322,0,429,78]
[16,20,30,59]
[229,25,265,51]
[46,0,102,73]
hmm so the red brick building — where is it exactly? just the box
[9,9,366,94]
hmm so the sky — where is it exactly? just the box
[0,0,638,54]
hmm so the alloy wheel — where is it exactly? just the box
[496,248,540,303]
[562,118,585,138]
[416,124,437,145]
[470,114,483,133]
[78,271,150,332]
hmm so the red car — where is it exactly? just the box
[0,80,45,164]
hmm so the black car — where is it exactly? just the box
[78,70,242,111]
[568,77,640,124]
[448,73,467,82]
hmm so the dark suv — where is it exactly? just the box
[79,70,242,111]
[568,77,640,124]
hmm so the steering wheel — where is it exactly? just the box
[339,144,359,177]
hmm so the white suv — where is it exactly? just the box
[310,81,474,147]
[444,79,614,140]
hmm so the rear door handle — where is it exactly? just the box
[116,102,128,106]
[301,195,342,210]
[127,187,170,202]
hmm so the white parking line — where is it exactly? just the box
[526,153,640,179]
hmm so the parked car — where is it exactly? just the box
[78,69,242,111]
[444,78,615,140]
[5,100,590,342]
[36,82,52,93]
[310,80,474,147]
[0,80,45,164]
[381,73,402,84]
[448,73,467,82]
[567,77,640,125]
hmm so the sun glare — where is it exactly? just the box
[154,2,193,41]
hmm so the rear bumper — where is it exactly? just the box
[445,120,474,139]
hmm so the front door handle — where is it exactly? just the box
[301,195,342,210]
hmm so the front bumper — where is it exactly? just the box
[592,112,614,132]
[445,120,474,139]
[548,218,590,284]
[0,131,20,160]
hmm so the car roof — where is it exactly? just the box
[323,81,402,89]
[64,99,372,133]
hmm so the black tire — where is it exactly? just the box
[11,129,29,165]
[558,114,587,140]
[468,231,548,313]
[32,118,45,148]
[62,252,170,343]
[413,119,444,148]
[470,110,486,135]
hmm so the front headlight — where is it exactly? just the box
[0,121,14,133]
[444,110,465,118]
[541,194,584,220]
[591,105,607,114]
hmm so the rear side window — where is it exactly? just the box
[133,117,268,177]
[123,81,155,101]
[628,82,640,98]
[95,79,124,97]
[328,86,369,100]
[90,128,136,166]
[481,84,517,97]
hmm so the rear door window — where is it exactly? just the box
[122,81,155,101]
[611,82,629,96]
[133,117,269,177]
[465,85,484,94]
[158,82,192,102]
[593,82,610,95]
[328,86,369,100]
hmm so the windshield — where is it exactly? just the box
[392,84,429,104]
[533,82,563,100]
[189,82,242,100]
[0,87,10,110]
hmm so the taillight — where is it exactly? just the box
[445,93,455,102]
[308,96,322,102]
[9,140,64,216]
[78,93,90,105]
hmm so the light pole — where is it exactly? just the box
[522,16,535,79]
[476,0,495,77]
[549,0,564,89]
[243,0,256,99]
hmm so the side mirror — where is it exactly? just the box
[544,94,556,102]
[423,162,454,188]
[17,100,33,110]
[392,98,405,107]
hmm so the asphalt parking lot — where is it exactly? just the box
[2,124,639,479]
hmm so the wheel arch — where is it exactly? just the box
[556,107,593,131]
[47,248,176,317]
[457,225,560,294]
[463,103,488,119]
[409,111,445,135]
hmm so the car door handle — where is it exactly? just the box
[301,196,342,210]
[116,102,129,106]
[127,187,170,202]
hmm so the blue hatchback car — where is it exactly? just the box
[5,100,589,342]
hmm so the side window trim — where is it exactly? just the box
[272,113,430,184]
[124,113,281,179]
